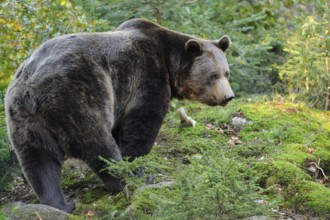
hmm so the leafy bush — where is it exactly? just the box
[162,153,273,219]
[102,151,274,219]
[0,92,17,190]
[72,0,285,97]
[72,0,329,108]
[0,0,98,90]
[279,2,330,110]
[2,0,328,110]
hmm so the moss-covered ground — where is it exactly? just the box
[1,96,329,219]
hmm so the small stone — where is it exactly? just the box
[231,116,252,130]
[243,216,269,220]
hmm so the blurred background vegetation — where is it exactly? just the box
[0,0,329,110]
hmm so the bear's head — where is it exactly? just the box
[180,36,235,106]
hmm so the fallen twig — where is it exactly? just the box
[178,107,196,127]
[309,159,328,180]
[34,209,43,220]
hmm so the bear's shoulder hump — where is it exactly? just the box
[116,19,160,31]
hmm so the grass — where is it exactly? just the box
[1,95,329,219]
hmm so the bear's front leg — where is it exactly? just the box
[83,135,125,194]
[113,99,168,161]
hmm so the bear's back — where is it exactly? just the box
[116,19,161,31]
[11,28,147,84]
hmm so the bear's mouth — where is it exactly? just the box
[216,99,230,107]
[201,96,231,107]
[219,101,229,106]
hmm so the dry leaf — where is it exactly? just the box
[307,147,316,154]
[229,136,241,146]
[285,107,298,114]
[205,123,214,130]
[205,123,224,134]
[319,178,330,184]
[87,210,94,218]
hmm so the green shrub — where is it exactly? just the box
[162,153,274,219]
[0,0,98,90]
[102,151,274,219]
[279,2,329,110]
[0,95,16,191]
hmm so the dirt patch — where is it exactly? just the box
[0,179,35,205]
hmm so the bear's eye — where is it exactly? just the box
[210,73,220,80]
[225,71,230,79]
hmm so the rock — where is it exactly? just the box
[2,202,70,220]
[231,116,252,130]
[243,216,269,220]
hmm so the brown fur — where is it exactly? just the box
[5,19,234,213]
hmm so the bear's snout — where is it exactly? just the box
[224,94,235,103]
[218,94,235,106]
[206,78,235,106]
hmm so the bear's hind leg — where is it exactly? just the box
[19,147,74,213]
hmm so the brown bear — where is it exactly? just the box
[5,19,234,213]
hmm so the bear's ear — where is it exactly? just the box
[217,35,231,52]
[185,39,202,55]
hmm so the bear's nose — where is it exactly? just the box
[225,95,235,102]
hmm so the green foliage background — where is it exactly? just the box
[0,1,329,218]
[0,0,329,109]
[0,0,98,90]
[73,0,329,109]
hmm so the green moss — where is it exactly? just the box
[169,99,330,217]
[8,205,38,219]
[277,144,316,165]
[240,101,326,146]
[1,97,330,218]
[228,142,275,159]
[257,160,311,187]
[0,209,5,220]
[62,169,100,189]
[313,148,330,174]
[68,214,85,220]
[288,181,330,216]
[80,186,109,204]
[72,193,128,219]
[177,100,238,125]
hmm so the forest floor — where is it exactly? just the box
[1,96,330,219]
